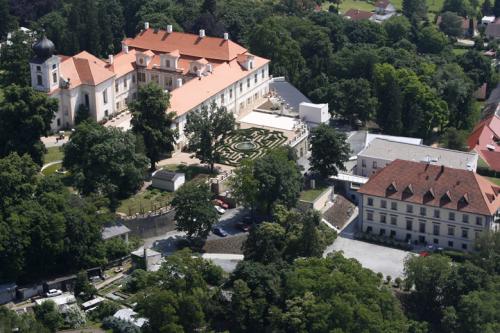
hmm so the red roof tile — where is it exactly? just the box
[358,159,500,215]
[344,8,374,21]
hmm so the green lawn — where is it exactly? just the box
[41,162,62,176]
[300,187,328,202]
[488,177,500,186]
[325,0,446,14]
[117,187,174,216]
[44,146,64,164]
[452,48,469,56]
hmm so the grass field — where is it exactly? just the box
[300,186,328,202]
[326,0,446,14]
[44,146,64,164]
[41,162,62,176]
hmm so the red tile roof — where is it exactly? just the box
[123,28,247,62]
[59,51,115,87]
[344,8,374,21]
[375,0,391,9]
[468,115,500,171]
[358,159,500,215]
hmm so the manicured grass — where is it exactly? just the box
[487,177,500,186]
[325,0,446,14]
[162,164,216,180]
[44,146,64,164]
[117,186,174,216]
[300,187,328,202]
[41,162,62,176]
[452,48,469,56]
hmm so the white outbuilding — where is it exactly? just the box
[299,102,330,127]
[151,170,185,192]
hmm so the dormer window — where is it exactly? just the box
[139,58,144,65]
[166,60,171,68]
[36,66,41,71]
[386,181,397,193]
[441,190,452,204]
[424,188,435,201]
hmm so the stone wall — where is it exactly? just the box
[120,209,176,238]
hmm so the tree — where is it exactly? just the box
[0,30,32,87]
[482,0,493,15]
[402,0,428,20]
[74,271,97,301]
[130,82,177,170]
[309,124,350,178]
[228,159,259,216]
[63,121,148,210]
[440,127,468,150]
[458,50,492,88]
[0,0,16,41]
[184,103,235,172]
[0,307,49,333]
[243,222,286,263]
[443,0,472,16]
[417,26,448,54]
[439,11,465,37]
[0,85,57,165]
[34,301,63,333]
[374,64,403,135]
[383,16,412,43]
[171,181,218,242]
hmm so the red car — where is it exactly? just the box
[213,199,229,209]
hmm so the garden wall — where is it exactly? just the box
[298,186,333,212]
[119,209,176,238]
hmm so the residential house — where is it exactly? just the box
[358,160,500,251]
[468,114,500,171]
[343,9,374,21]
[355,138,478,177]
[374,0,396,15]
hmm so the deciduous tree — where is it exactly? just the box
[309,124,350,179]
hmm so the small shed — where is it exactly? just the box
[131,247,162,271]
[151,170,185,192]
[102,224,131,243]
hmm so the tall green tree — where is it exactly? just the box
[374,64,403,135]
[228,159,259,216]
[440,127,468,150]
[402,0,428,20]
[98,0,125,55]
[0,85,57,166]
[130,82,177,170]
[442,0,472,16]
[74,271,97,301]
[33,301,63,332]
[185,103,235,173]
[482,0,493,15]
[63,121,148,210]
[309,124,350,179]
[383,16,412,43]
[417,26,448,54]
[171,181,218,242]
[243,222,287,263]
[439,11,465,37]
[0,0,16,40]
[0,31,33,87]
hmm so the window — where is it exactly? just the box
[475,230,481,239]
[103,89,108,104]
[247,78,250,88]
[448,241,454,248]
[37,75,43,86]
[390,230,396,237]
[462,214,469,223]
[406,205,413,213]
[239,82,243,92]
[462,229,468,239]
[138,72,146,82]
[362,159,366,167]
[462,243,467,250]
[85,94,89,107]
[433,224,440,236]
[229,88,233,98]
[367,226,373,233]
[373,161,377,169]
[115,82,119,93]
[132,74,136,83]
[221,93,225,104]
[380,200,387,209]
[52,72,57,83]
[36,66,41,71]
[151,74,159,84]
[449,212,455,221]
[249,61,253,69]
[104,110,109,117]
[434,210,440,218]
[380,214,386,223]
[433,238,439,244]
[420,207,426,216]
[406,219,413,231]
[391,202,397,211]
[390,215,397,225]
[367,198,373,206]
[367,211,373,221]
[57,118,60,126]
[254,73,258,83]
[262,69,265,79]
[379,228,386,236]
[476,217,482,226]
[116,102,120,110]
[406,233,412,240]
[166,60,171,68]
[139,58,144,65]
[448,226,455,236]
[124,77,127,88]
[419,222,426,233]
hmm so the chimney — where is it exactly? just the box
[122,43,129,54]
[167,25,173,33]
[176,78,183,88]
[199,29,205,38]
[144,22,150,30]
[206,63,213,73]
[108,54,114,65]
[223,32,229,40]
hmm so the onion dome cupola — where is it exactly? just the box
[33,36,55,60]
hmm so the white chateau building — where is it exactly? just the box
[30,23,270,150]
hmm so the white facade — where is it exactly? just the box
[151,171,185,192]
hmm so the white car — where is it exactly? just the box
[46,289,62,297]
[214,205,226,214]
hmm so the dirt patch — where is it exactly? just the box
[323,195,355,230]
[202,234,248,254]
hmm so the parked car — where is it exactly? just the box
[214,205,226,214]
[212,227,228,237]
[236,222,251,232]
[46,289,62,297]
[213,199,229,209]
